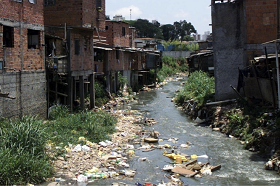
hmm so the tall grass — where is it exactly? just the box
[175,71,215,107]
[157,56,189,82]
[47,106,117,146]
[0,106,118,185]
[0,116,53,185]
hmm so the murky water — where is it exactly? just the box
[94,78,280,186]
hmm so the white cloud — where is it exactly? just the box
[110,5,142,20]
[174,10,190,19]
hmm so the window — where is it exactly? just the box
[116,50,119,59]
[44,0,55,6]
[96,0,102,8]
[0,61,3,70]
[28,29,40,49]
[3,26,14,47]
[75,39,80,55]
[105,25,109,30]
[122,27,125,37]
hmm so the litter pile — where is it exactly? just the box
[162,154,221,178]
[47,96,221,186]
[47,98,154,185]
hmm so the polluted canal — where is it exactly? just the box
[93,78,280,186]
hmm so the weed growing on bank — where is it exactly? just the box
[46,106,117,146]
[220,103,280,154]
[0,116,53,185]
[0,106,118,185]
[175,71,215,107]
[157,56,189,82]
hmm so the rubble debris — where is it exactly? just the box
[144,138,159,143]
[48,94,220,186]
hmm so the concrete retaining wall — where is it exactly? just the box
[162,51,191,58]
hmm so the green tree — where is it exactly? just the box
[174,20,196,42]
[160,24,176,41]
[131,19,163,39]
[183,35,195,41]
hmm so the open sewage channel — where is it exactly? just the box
[51,77,280,186]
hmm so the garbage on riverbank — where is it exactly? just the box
[47,97,167,185]
[162,150,221,179]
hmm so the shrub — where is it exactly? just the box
[48,104,69,120]
[175,71,215,107]
[157,56,188,82]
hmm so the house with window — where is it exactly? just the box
[44,0,106,111]
[94,20,162,93]
[0,0,46,118]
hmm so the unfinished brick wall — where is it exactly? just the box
[0,0,47,118]
[44,0,105,30]
[1,0,44,25]
[70,29,94,71]
[245,0,278,44]
[103,21,130,47]
[44,0,83,26]
[107,50,130,71]
[1,0,44,72]
[95,0,106,30]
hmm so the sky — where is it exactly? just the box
[105,0,212,35]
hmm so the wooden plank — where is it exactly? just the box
[172,166,195,175]
[185,159,197,166]
[210,164,221,172]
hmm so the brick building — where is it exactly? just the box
[44,0,106,111]
[0,0,46,118]
[95,20,160,92]
[211,0,279,101]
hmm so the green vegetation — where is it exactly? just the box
[47,105,117,146]
[0,106,118,185]
[220,104,280,153]
[157,56,189,82]
[163,40,199,51]
[125,19,197,41]
[174,71,215,108]
[95,80,109,107]
[0,116,53,185]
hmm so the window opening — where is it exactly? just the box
[3,26,14,48]
[116,50,119,59]
[122,27,125,37]
[96,0,102,8]
[28,29,40,49]
[44,0,55,6]
[75,39,80,55]
[105,25,109,30]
